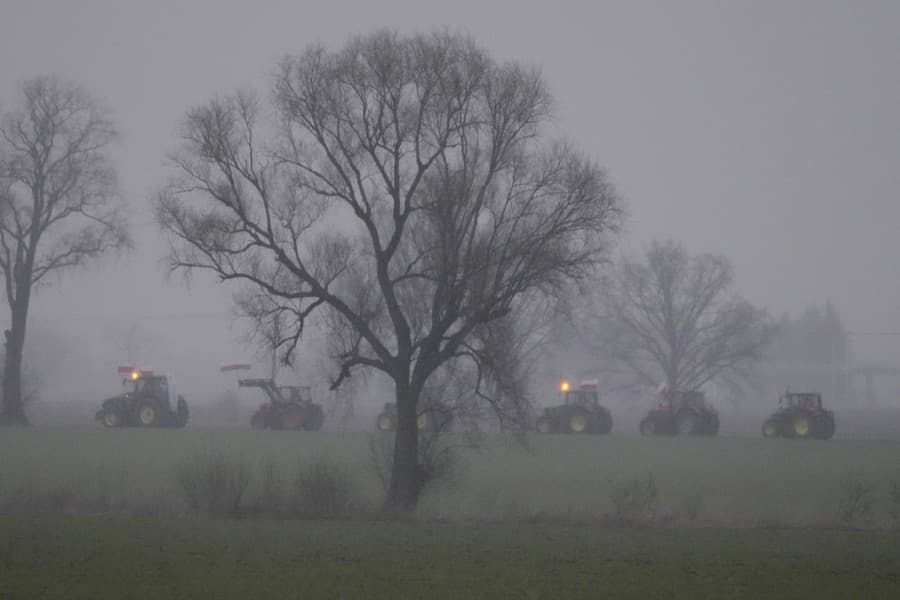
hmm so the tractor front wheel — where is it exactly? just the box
[762,420,778,438]
[675,412,699,436]
[100,409,122,428]
[417,411,434,431]
[707,413,720,436]
[536,415,554,434]
[250,412,267,430]
[793,414,812,438]
[639,418,656,436]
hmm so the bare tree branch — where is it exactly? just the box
[157,30,622,510]
[0,76,130,424]
[596,240,775,394]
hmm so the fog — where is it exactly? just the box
[2,0,899,412]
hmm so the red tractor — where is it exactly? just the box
[762,391,835,439]
[639,389,719,436]
[240,378,325,431]
[535,380,613,434]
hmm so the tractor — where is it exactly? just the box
[375,400,453,433]
[535,380,613,434]
[240,378,325,431]
[761,391,835,439]
[639,389,719,436]
[95,368,189,428]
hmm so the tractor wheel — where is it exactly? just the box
[792,414,812,438]
[762,420,778,438]
[173,398,189,428]
[417,411,434,431]
[567,409,590,434]
[705,413,720,436]
[250,412,267,430]
[536,415,554,434]
[675,412,699,436]
[100,409,122,428]
[815,414,836,440]
[281,409,304,430]
[376,413,396,432]
[593,410,613,435]
[303,405,325,431]
[639,418,656,436]
[134,399,161,427]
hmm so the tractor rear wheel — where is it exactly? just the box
[281,408,304,430]
[536,415,554,434]
[815,414,835,440]
[100,409,122,428]
[593,411,613,434]
[567,409,590,434]
[792,414,812,438]
[762,420,778,438]
[376,413,396,432]
[173,398,189,428]
[675,412,699,436]
[303,405,325,431]
[135,399,161,427]
[639,418,655,436]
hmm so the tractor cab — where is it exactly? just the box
[238,378,284,406]
[561,380,601,408]
[780,392,822,412]
[278,385,313,405]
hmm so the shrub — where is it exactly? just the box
[608,473,658,524]
[836,477,874,526]
[175,449,250,517]
[888,479,900,527]
[291,458,357,518]
[681,491,704,523]
[366,431,469,502]
[256,457,286,516]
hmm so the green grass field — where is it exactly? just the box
[2,428,900,524]
[2,428,900,598]
[2,515,900,599]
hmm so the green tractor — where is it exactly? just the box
[375,401,453,433]
[535,380,613,434]
[761,391,835,440]
[239,378,325,431]
[95,367,189,428]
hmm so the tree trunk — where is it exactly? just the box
[387,380,420,514]
[1,303,30,426]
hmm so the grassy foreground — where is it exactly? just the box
[3,427,900,524]
[2,515,899,599]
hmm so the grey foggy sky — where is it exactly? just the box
[1,0,899,397]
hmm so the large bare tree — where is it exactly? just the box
[0,76,129,425]
[598,240,775,393]
[157,30,621,510]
